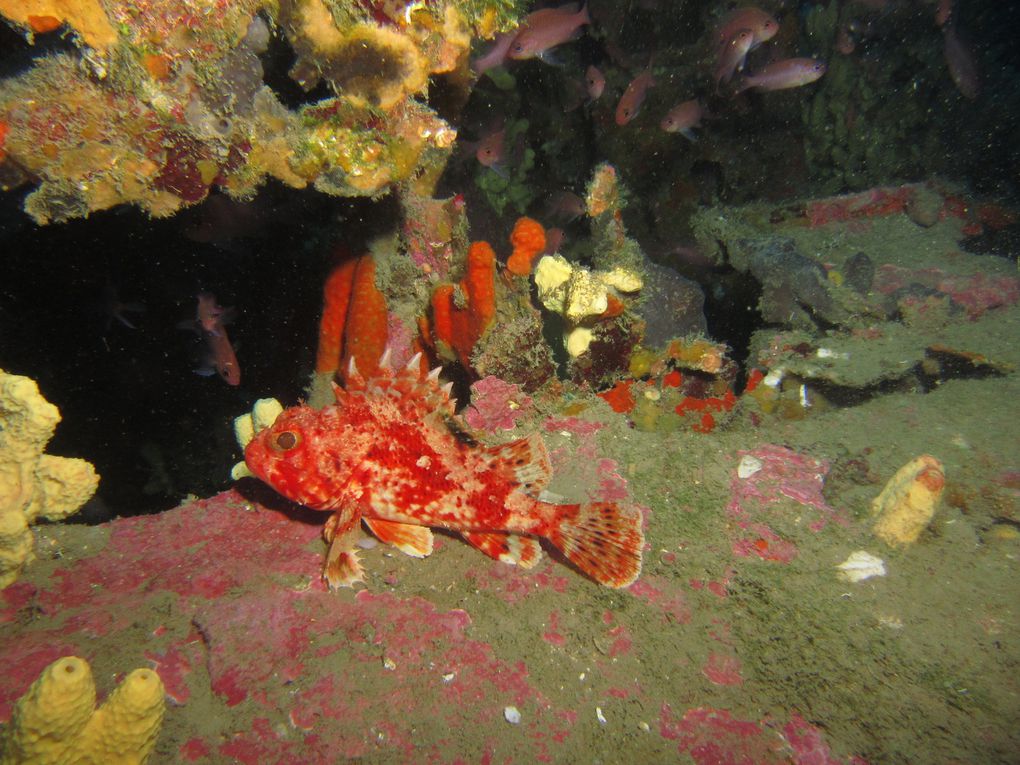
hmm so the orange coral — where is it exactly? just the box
[427,241,497,369]
[142,52,172,81]
[662,370,683,388]
[314,251,388,382]
[506,216,546,277]
[600,293,626,319]
[598,380,636,413]
[27,14,61,32]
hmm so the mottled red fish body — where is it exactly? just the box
[244,353,643,589]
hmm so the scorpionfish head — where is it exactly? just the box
[244,405,353,511]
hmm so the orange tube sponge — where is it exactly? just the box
[429,284,456,359]
[463,241,497,346]
[315,254,359,375]
[315,252,389,381]
[341,256,389,380]
[428,241,497,369]
[506,217,546,277]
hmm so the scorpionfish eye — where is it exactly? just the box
[271,430,300,452]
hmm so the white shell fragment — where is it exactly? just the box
[504,706,522,724]
[835,550,887,583]
[737,454,764,479]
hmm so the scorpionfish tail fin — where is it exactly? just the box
[548,502,644,588]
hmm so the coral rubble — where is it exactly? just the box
[0,370,98,589]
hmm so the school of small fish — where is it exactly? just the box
[469,0,978,152]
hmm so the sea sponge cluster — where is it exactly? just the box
[232,397,284,479]
[0,369,99,588]
[533,256,643,357]
[0,656,165,765]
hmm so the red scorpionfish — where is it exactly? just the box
[244,351,644,589]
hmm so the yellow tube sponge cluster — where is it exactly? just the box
[0,656,165,765]
[230,397,284,480]
[0,370,99,588]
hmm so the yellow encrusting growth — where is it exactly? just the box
[0,369,99,588]
[0,0,116,50]
[0,656,165,765]
[871,455,945,546]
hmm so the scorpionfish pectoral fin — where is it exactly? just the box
[484,433,553,495]
[322,504,365,589]
[363,518,435,557]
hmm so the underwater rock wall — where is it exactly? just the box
[0,0,523,223]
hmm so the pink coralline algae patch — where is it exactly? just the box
[659,704,785,763]
[542,415,604,437]
[50,495,323,614]
[628,575,693,625]
[702,652,743,686]
[145,634,205,704]
[195,594,314,707]
[728,445,848,564]
[384,312,419,369]
[543,416,633,508]
[597,611,634,658]
[604,624,633,658]
[935,272,1020,318]
[465,560,571,604]
[783,714,870,765]
[542,610,567,646]
[0,491,591,763]
[593,457,630,502]
[731,445,835,517]
[464,375,533,431]
[689,571,733,598]
[874,264,1019,318]
[731,524,799,563]
[658,705,863,765]
[804,185,913,228]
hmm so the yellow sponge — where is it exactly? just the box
[0,657,95,764]
[0,370,99,588]
[0,657,165,765]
